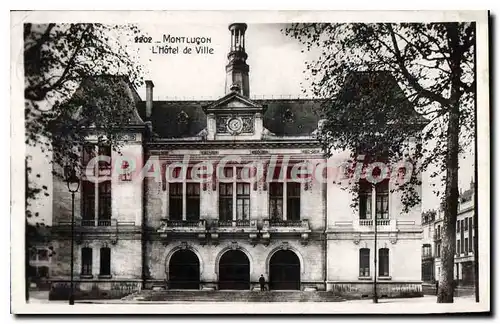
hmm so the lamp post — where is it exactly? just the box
[373,214,378,303]
[65,165,80,305]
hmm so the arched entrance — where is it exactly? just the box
[169,250,200,289]
[269,250,301,290]
[218,250,250,290]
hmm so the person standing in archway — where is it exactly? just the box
[259,274,267,291]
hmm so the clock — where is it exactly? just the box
[227,117,243,134]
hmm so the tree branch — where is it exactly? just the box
[387,24,450,109]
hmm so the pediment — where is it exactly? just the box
[203,91,266,114]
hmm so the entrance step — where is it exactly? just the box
[122,290,347,302]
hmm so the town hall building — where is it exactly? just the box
[47,23,424,300]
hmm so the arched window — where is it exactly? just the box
[359,248,370,277]
[379,248,389,277]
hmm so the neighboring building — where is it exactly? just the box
[421,210,436,283]
[431,180,475,286]
[47,23,424,300]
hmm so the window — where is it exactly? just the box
[36,266,49,278]
[219,183,233,221]
[37,249,49,261]
[287,182,301,221]
[461,234,465,253]
[99,247,111,276]
[236,183,250,220]
[82,181,95,225]
[98,145,111,170]
[457,220,460,233]
[81,248,92,276]
[469,217,473,232]
[30,248,50,262]
[359,248,370,277]
[359,182,372,219]
[186,183,200,220]
[436,243,441,258]
[81,152,113,226]
[359,180,388,220]
[82,144,96,168]
[464,218,468,231]
[169,183,183,220]
[437,225,441,239]
[379,248,389,277]
[268,166,301,222]
[98,181,111,225]
[269,183,284,220]
[375,181,389,219]
[469,223,473,252]
[464,238,469,254]
[456,240,461,255]
[422,244,431,258]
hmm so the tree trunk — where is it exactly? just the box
[437,23,461,303]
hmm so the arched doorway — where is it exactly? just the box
[218,250,250,290]
[269,250,301,290]
[169,250,200,289]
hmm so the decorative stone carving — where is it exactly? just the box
[249,233,258,246]
[177,111,189,124]
[198,233,207,246]
[230,242,239,250]
[300,233,309,246]
[261,232,270,246]
[117,134,137,141]
[390,233,398,244]
[216,115,254,135]
[241,116,253,133]
[211,233,219,246]
[280,242,290,250]
[353,233,361,245]
[283,108,295,123]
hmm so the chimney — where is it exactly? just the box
[225,23,250,97]
[145,80,154,120]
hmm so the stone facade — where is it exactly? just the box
[432,182,476,286]
[47,23,424,300]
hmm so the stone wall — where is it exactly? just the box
[145,238,325,290]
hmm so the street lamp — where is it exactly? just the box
[65,165,80,305]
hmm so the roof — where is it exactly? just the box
[333,71,428,126]
[137,98,323,138]
[460,188,474,203]
[70,75,145,126]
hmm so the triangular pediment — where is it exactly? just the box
[203,91,265,114]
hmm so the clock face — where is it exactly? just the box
[227,117,243,133]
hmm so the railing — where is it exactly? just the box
[359,219,373,226]
[81,219,114,227]
[422,254,434,260]
[269,220,303,227]
[165,220,205,228]
[217,219,251,227]
[359,219,391,226]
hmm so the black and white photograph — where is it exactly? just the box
[10,10,490,314]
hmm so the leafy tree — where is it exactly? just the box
[284,22,475,303]
[24,23,145,299]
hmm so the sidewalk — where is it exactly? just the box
[27,291,477,305]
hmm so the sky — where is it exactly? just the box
[134,23,315,99]
[27,22,475,225]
